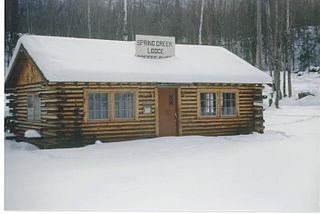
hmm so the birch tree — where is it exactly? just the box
[286,0,292,97]
[198,0,204,45]
[87,0,92,38]
[266,1,275,76]
[123,0,128,41]
[256,0,263,69]
[274,0,281,108]
[4,0,320,74]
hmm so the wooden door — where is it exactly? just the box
[158,88,178,136]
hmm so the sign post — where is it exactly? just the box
[135,35,175,59]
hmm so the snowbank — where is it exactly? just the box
[5,141,39,152]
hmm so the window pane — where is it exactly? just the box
[34,95,41,121]
[88,93,94,110]
[27,95,33,120]
[200,93,216,116]
[89,110,94,119]
[221,93,236,116]
[88,93,108,120]
[95,94,101,111]
[101,94,108,119]
[115,92,134,119]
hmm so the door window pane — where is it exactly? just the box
[168,94,174,105]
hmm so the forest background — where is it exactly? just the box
[4,0,320,106]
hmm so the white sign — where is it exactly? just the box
[143,105,152,114]
[135,35,175,59]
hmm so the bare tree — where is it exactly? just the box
[199,0,204,45]
[266,1,275,77]
[87,0,92,38]
[286,0,293,97]
[4,0,320,76]
[256,0,263,69]
[274,0,281,108]
[123,0,128,41]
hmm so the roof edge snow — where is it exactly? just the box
[6,34,273,85]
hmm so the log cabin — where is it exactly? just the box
[5,35,272,148]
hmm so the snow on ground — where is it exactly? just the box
[4,73,320,211]
[280,72,320,106]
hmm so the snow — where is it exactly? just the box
[24,130,41,138]
[4,72,319,211]
[94,140,103,144]
[6,35,272,84]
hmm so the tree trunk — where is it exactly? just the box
[158,0,164,34]
[266,0,273,77]
[283,60,286,97]
[256,0,263,69]
[27,1,31,33]
[123,0,128,41]
[286,0,292,97]
[199,0,204,45]
[274,0,281,108]
[87,0,92,38]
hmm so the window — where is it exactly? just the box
[115,92,134,119]
[221,92,236,116]
[34,95,41,120]
[200,93,216,116]
[198,90,238,118]
[88,93,108,120]
[27,94,41,121]
[85,90,137,121]
[27,95,33,120]
[168,94,174,105]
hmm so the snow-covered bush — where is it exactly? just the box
[24,130,41,138]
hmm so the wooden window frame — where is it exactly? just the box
[87,92,110,121]
[197,89,239,119]
[27,93,41,122]
[113,91,136,121]
[197,89,219,119]
[84,89,138,122]
[220,89,239,118]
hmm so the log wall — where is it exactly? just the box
[8,82,158,148]
[179,84,264,136]
[7,82,265,148]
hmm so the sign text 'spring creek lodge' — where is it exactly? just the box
[135,35,175,59]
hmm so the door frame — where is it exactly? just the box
[155,86,182,136]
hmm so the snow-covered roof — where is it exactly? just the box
[7,35,272,84]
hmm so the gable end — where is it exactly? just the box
[5,46,48,92]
